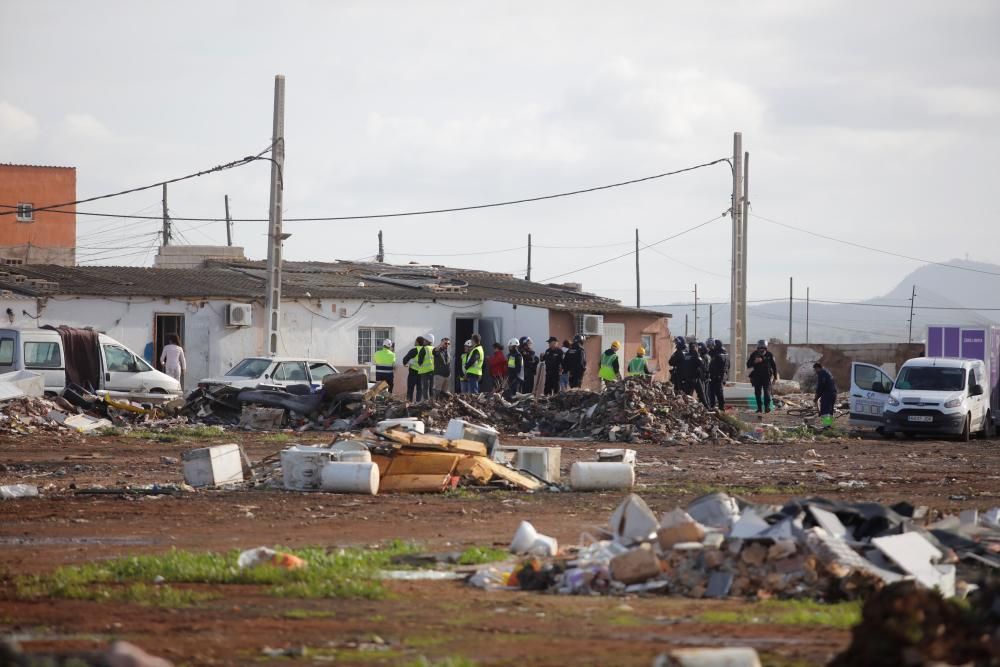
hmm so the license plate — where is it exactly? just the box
[907,415,933,423]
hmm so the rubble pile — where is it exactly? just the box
[0,395,73,435]
[471,492,1000,602]
[376,378,740,444]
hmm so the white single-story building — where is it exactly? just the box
[0,256,672,393]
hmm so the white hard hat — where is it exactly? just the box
[382,339,393,347]
[425,333,435,345]
[507,337,520,347]
[464,340,473,347]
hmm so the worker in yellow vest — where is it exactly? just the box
[627,346,651,378]
[412,333,437,402]
[598,340,622,388]
[373,339,396,392]
[462,333,485,393]
[503,337,523,399]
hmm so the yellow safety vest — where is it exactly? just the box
[373,348,395,367]
[627,356,647,376]
[466,345,484,376]
[413,345,435,374]
[599,351,618,381]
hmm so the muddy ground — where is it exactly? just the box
[1,410,999,666]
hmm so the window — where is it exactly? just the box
[226,358,272,378]
[103,345,138,373]
[854,364,894,393]
[640,334,654,358]
[16,203,33,222]
[0,339,13,366]
[24,342,62,369]
[309,363,337,382]
[357,327,393,364]
[273,361,308,382]
[895,366,965,391]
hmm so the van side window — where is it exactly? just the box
[24,342,62,369]
[0,339,13,366]
[104,345,137,372]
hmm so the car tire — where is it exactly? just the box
[960,414,971,442]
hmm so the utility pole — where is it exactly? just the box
[264,74,286,356]
[376,230,384,263]
[685,314,689,337]
[788,277,793,345]
[693,284,699,338]
[806,287,810,344]
[526,234,532,281]
[729,132,748,380]
[709,304,714,338]
[908,285,917,343]
[224,195,233,247]
[161,184,171,245]
[634,229,640,308]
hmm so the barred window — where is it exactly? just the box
[357,327,393,364]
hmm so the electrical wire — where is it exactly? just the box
[1,157,730,223]
[384,245,527,258]
[751,213,1000,279]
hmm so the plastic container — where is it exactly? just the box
[280,445,334,491]
[569,462,635,491]
[0,484,39,499]
[319,461,379,495]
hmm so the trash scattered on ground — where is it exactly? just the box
[653,647,762,667]
[181,444,246,488]
[0,483,39,499]
[0,638,174,667]
[237,546,308,570]
[468,492,1000,601]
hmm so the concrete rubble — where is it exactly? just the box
[469,492,1000,602]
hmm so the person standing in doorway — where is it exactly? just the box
[520,337,539,394]
[463,334,484,393]
[373,339,396,393]
[747,339,778,414]
[160,335,186,384]
[402,336,425,402]
[432,337,452,397]
[813,362,838,427]
[564,335,587,388]
[540,336,564,395]
[503,337,523,399]
[598,340,622,388]
[489,342,507,393]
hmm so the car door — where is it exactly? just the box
[849,362,895,427]
[970,367,986,428]
[270,361,310,388]
[22,339,66,392]
[102,343,146,391]
[308,362,337,387]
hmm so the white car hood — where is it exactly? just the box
[891,388,964,406]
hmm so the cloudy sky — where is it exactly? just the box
[2,0,998,310]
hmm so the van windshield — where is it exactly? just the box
[895,366,966,391]
[226,358,272,378]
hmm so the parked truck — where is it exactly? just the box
[848,324,1000,439]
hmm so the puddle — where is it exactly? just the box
[0,535,156,546]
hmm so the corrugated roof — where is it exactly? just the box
[0,163,76,170]
[0,260,670,317]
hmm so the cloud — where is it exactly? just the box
[0,101,39,145]
[58,113,113,142]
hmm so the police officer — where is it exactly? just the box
[598,340,622,389]
[539,336,564,395]
[373,339,396,393]
[504,337,523,399]
[813,362,838,427]
[682,340,709,407]
[520,337,539,394]
[668,336,686,391]
[563,334,587,389]
[747,339,778,414]
[708,339,728,411]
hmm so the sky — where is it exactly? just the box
[2,0,998,310]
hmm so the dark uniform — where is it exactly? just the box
[708,341,729,411]
[563,337,587,388]
[681,342,709,407]
[521,344,539,395]
[747,343,778,413]
[540,344,564,395]
[815,366,838,419]
[668,336,686,392]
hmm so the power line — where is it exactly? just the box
[751,213,1000,279]
[2,157,730,223]
[539,214,726,283]
[385,245,527,258]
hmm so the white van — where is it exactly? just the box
[851,357,994,440]
[0,327,182,400]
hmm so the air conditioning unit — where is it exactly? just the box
[226,303,253,327]
[576,313,604,336]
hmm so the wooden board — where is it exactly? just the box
[370,454,393,477]
[383,429,414,445]
[410,433,450,447]
[446,439,488,456]
[386,452,460,476]
[477,457,544,491]
[455,457,493,485]
[379,474,452,493]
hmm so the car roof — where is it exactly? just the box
[902,357,982,369]
[236,356,331,364]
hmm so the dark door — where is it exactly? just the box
[154,313,185,372]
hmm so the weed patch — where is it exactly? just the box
[456,546,509,565]
[283,609,336,620]
[97,425,226,442]
[698,600,861,629]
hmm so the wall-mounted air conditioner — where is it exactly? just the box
[226,303,253,327]
[577,313,604,336]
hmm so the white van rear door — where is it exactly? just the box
[849,362,895,427]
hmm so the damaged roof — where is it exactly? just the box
[0,259,670,317]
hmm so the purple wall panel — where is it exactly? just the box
[928,327,943,357]
[944,327,961,357]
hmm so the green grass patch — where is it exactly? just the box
[263,432,293,443]
[403,635,451,649]
[16,541,421,604]
[13,579,214,608]
[456,546,509,565]
[283,609,336,620]
[698,599,861,629]
[98,425,226,442]
[718,412,752,433]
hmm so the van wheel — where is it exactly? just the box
[960,414,971,442]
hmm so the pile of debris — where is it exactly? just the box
[470,492,1000,601]
[377,379,740,444]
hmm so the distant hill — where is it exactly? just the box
[666,259,1000,344]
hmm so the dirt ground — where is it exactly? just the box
[2,409,999,666]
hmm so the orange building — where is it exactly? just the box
[0,164,76,266]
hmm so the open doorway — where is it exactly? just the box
[454,318,475,391]
[153,313,185,373]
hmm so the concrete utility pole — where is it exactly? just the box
[693,284,699,338]
[709,304,714,338]
[634,229,640,308]
[908,285,917,343]
[376,230,384,263]
[729,132,748,380]
[161,184,171,245]
[788,277,794,345]
[264,74,286,356]
[685,314,689,337]
[526,234,532,281]
[806,287,810,344]
[224,195,233,247]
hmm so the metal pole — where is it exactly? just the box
[693,283,698,338]
[264,74,286,356]
[526,233,532,281]
[806,287,810,344]
[908,285,916,343]
[788,277,793,345]
[685,314,689,337]
[709,304,714,338]
[634,228,640,308]
[729,133,746,380]
[376,230,384,263]
[224,195,232,247]
[161,184,171,245]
